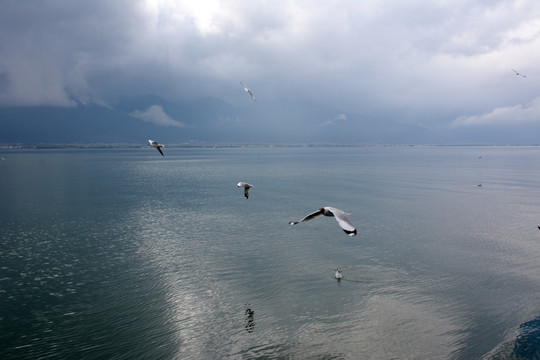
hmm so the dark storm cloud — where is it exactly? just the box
[1,0,540,130]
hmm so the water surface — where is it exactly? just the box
[1,146,539,359]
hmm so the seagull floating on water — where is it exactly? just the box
[512,69,527,77]
[289,206,357,236]
[237,182,254,199]
[240,81,256,101]
[334,269,343,280]
[148,140,164,156]
[244,303,255,332]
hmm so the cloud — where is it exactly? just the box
[322,113,347,126]
[452,96,540,127]
[129,105,186,127]
[1,0,540,135]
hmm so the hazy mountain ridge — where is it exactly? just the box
[1,95,535,145]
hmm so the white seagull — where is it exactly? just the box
[148,140,165,156]
[289,207,357,236]
[512,68,527,77]
[237,182,254,199]
[335,269,343,280]
[240,81,256,101]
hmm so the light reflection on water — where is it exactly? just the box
[1,147,540,359]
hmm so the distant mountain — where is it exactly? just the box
[0,104,167,144]
[448,122,540,145]
[0,95,448,145]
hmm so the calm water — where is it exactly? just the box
[1,146,539,359]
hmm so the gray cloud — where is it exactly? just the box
[322,114,347,126]
[1,0,540,132]
[453,96,540,127]
[129,105,186,127]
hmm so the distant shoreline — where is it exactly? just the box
[1,143,539,150]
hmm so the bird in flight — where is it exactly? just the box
[148,140,165,156]
[512,69,527,77]
[290,206,357,236]
[240,81,256,101]
[237,182,254,199]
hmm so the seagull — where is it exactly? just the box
[512,69,527,77]
[334,269,343,280]
[237,182,254,199]
[244,304,255,333]
[240,81,256,101]
[289,206,357,236]
[148,140,164,156]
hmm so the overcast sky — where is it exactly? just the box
[1,0,539,131]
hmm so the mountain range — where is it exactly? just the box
[0,95,538,145]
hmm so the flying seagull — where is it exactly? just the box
[237,182,254,199]
[148,140,165,156]
[512,69,527,77]
[240,81,256,101]
[289,206,357,236]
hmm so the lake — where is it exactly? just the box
[1,146,539,359]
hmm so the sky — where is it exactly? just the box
[1,0,540,134]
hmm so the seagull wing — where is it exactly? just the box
[512,69,527,77]
[237,182,252,187]
[247,89,256,101]
[244,187,250,199]
[289,208,324,225]
[325,207,357,236]
[240,81,256,101]
[157,147,164,156]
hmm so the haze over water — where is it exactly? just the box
[1,146,539,359]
